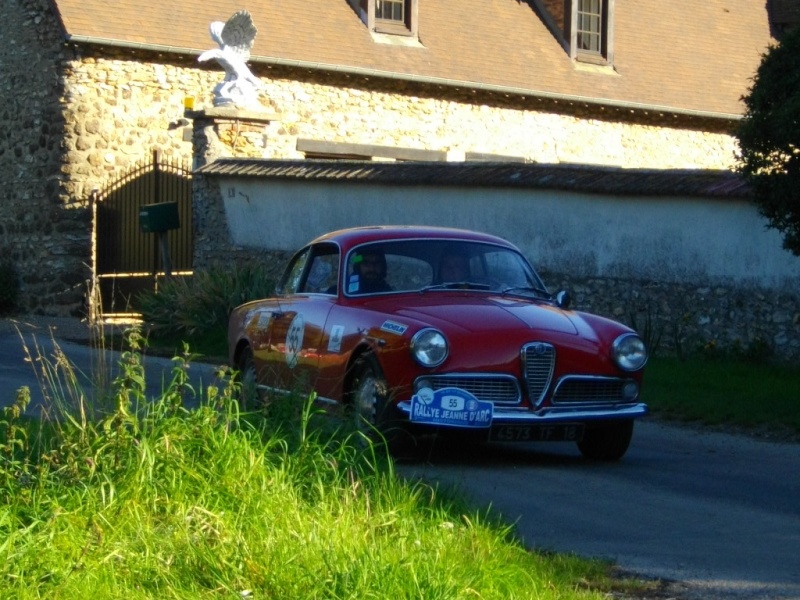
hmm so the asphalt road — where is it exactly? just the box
[400,420,800,599]
[0,330,222,416]
[3,327,799,599]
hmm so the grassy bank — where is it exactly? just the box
[642,356,800,436]
[0,334,647,599]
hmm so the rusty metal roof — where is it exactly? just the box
[195,159,752,198]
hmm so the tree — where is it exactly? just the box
[736,26,800,256]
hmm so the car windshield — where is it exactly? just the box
[344,239,547,297]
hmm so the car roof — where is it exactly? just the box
[308,226,518,252]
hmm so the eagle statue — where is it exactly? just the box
[198,10,265,109]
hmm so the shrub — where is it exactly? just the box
[736,26,800,256]
[0,258,20,315]
[628,303,664,357]
[137,263,275,339]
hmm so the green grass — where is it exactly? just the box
[0,332,653,599]
[642,356,800,434]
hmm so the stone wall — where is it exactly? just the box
[55,52,725,200]
[545,273,800,362]
[0,0,90,315]
[189,149,800,361]
[192,163,800,361]
[57,48,742,191]
[260,79,738,169]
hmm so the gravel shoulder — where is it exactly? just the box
[0,314,94,342]
[0,314,139,346]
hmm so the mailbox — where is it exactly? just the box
[139,202,180,233]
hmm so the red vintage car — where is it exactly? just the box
[228,226,648,460]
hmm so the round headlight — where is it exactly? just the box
[612,333,648,372]
[411,328,448,368]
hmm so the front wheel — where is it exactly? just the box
[348,354,417,457]
[576,420,634,461]
[349,354,391,429]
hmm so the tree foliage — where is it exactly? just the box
[736,26,800,256]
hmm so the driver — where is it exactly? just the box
[350,248,392,294]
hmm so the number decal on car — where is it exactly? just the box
[285,314,305,368]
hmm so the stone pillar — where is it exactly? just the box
[187,107,279,168]
[185,107,279,269]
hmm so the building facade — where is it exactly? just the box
[1,0,797,358]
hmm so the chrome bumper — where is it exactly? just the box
[396,401,648,424]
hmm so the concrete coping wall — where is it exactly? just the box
[189,110,800,362]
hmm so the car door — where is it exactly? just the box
[266,244,339,395]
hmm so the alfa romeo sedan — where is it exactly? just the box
[228,226,648,460]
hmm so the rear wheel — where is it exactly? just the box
[236,346,261,410]
[349,354,417,457]
[577,420,634,461]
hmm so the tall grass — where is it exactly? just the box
[642,356,800,434]
[0,332,635,599]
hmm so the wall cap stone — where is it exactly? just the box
[186,107,279,123]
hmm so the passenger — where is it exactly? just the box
[438,251,470,283]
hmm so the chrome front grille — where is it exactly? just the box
[552,376,632,405]
[421,375,521,405]
[521,342,555,405]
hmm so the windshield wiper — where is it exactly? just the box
[499,286,552,299]
[420,281,491,293]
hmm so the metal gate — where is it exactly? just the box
[93,150,193,315]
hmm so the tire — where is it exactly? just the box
[348,354,417,458]
[349,354,390,428]
[576,419,634,461]
[236,346,261,410]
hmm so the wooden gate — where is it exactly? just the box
[93,150,193,315]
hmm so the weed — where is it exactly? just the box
[0,387,31,495]
[629,303,664,356]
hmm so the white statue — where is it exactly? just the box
[198,10,265,109]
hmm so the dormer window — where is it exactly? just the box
[569,0,614,64]
[536,0,614,66]
[376,0,405,23]
[354,0,418,37]
[576,0,602,53]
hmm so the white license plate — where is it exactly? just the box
[490,423,584,442]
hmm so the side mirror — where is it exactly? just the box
[555,290,571,309]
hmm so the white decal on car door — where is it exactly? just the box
[328,325,344,353]
[285,313,305,368]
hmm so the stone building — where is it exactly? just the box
[0,0,793,349]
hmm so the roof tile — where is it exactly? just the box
[50,0,774,116]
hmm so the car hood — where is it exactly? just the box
[376,294,580,335]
